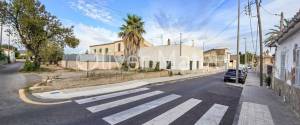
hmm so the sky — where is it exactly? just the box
[2,0,300,54]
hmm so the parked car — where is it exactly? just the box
[224,69,246,84]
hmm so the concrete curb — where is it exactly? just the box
[19,89,71,105]
[31,70,225,100]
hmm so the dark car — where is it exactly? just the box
[224,69,246,84]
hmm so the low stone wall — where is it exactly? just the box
[60,60,121,70]
[273,77,300,116]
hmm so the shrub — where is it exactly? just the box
[23,60,37,71]
[0,50,7,61]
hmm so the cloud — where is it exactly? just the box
[70,0,113,24]
[65,23,119,54]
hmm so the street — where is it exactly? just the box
[0,63,242,125]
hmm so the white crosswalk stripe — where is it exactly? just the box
[75,88,149,104]
[194,104,228,125]
[74,89,230,125]
[143,98,202,125]
[86,91,163,113]
[102,94,181,125]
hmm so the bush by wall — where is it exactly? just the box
[22,60,37,71]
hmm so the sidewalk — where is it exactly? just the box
[32,70,224,100]
[234,71,300,125]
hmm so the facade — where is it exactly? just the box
[255,52,274,74]
[138,45,203,71]
[89,40,153,56]
[203,48,230,69]
[2,48,15,63]
[268,10,300,116]
[229,55,237,69]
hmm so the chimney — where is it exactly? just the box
[280,12,284,31]
[167,38,171,45]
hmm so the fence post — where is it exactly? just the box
[87,60,89,78]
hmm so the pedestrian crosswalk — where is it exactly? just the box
[74,87,230,125]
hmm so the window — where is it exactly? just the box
[190,61,193,70]
[166,61,171,69]
[280,51,286,80]
[149,61,153,68]
[99,49,102,53]
[105,48,109,54]
[94,49,96,53]
[118,43,121,52]
[197,61,199,69]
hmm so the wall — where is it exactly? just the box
[272,25,300,116]
[274,29,300,85]
[61,60,121,70]
[139,45,203,71]
[89,41,153,56]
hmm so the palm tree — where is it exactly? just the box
[119,14,145,69]
[265,19,290,45]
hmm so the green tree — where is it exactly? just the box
[118,14,145,69]
[40,42,64,64]
[0,0,79,68]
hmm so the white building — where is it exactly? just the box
[3,48,15,63]
[268,10,300,115]
[139,45,203,71]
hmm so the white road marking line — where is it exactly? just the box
[75,88,149,104]
[195,104,228,125]
[238,102,274,125]
[103,94,181,125]
[86,91,163,113]
[143,98,202,125]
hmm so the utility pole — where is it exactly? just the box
[279,12,284,31]
[180,33,182,56]
[247,0,255,66]
[202,41,205,51]
[0,22,2,49]
[255,0,264,86]
[7,27,11,63]
[236,0,241,84]
[244,38,247,66]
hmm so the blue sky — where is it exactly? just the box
[3,0,299,54]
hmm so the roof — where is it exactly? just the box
[89,40,153,47]
[268,9,300,46]
[89,40,122,47]
[204,48,229,54]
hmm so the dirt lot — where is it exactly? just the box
[24,65,170,92]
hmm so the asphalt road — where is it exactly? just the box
[0,63,243,125]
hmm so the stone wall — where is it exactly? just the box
[273,77,300,116]
[60,60,121,70]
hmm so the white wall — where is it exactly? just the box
[3,50,15,63]
[275,29,300,85]
[139,45,203,70]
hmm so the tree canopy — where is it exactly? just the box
[118,14,145,69]
[0,0,79,68]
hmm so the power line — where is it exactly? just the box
[261,5,280,16]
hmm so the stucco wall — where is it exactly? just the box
[275,29,300,85]
[139,45,203,71]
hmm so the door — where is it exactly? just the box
[190,61,193,70]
